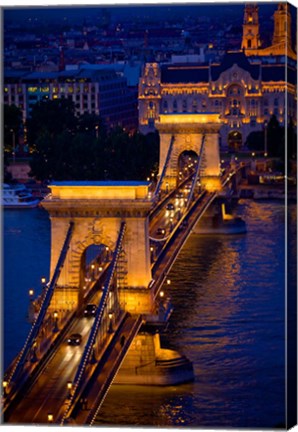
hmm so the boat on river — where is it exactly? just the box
[1,184,40,209]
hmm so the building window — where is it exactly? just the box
[182,100,187,112]
[250,118,256,127]
[274,98,278,106]
[173,100,177,113]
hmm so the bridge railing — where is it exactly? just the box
[61,221,126,423]
[5,221,75,397]
[86,314,143,425]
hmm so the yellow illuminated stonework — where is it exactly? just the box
[49,183,149,200]
[156,113,221,191]
[158,113,221,125]
[42,182,154,315]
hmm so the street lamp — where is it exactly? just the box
[67,381,73,398]
[3,381,8,396]
[53,311,59,332]
[166,279,171,286]
[29,289,34,301]
[47,413,53,423]
[31,342,38,363]
[160,291,164,298]
[91,263,95,278]
[108,311,113,333]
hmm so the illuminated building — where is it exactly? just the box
[138,3,297,150]
[4,68,138,132]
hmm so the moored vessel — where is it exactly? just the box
[2,183,40,209]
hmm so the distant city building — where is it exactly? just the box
[4,67,138,132]
[138,3,297,150]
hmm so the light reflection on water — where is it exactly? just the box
[3,201,289,428]
[96,200,286,428]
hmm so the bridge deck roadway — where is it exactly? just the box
[151,191,216,298]
[69,314,142,425]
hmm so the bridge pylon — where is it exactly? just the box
[42,181,153,315]
[155,113,222,192]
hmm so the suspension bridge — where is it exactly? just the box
[2,113,245,425]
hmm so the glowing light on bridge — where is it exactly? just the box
[3,380,8,396]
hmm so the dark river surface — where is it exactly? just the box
[3,199,293,428]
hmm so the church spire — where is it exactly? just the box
[272,2,292,47]
[241,3,261,51]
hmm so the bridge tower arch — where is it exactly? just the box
[42,182,153,315]
[156,113,222,192]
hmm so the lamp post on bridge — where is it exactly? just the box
[2,380,8,397]
[108,311,114,333]
[67,381,73,398]
[41,277,47,290]
[91,263,95,279]
[53,311,59,332]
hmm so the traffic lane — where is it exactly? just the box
[74,316,141,425]
[152,193,213,287]
[149,193,188,239]
[8,316,96,424]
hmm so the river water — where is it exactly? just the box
[3,200,293,428]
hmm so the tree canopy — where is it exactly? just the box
[3,104,23,153]
[26,99,159,181]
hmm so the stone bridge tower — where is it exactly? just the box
[155,113,222,192]
[42,182,153,315]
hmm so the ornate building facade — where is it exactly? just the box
[138,3,297,150]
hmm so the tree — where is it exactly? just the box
[26,98,77,148]
[287,117,297,161]
[245,131,265,151]
[28,98,160,182]
[267,115,285,159]
[3,104,23,154]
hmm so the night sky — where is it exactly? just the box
[3,3,278,25]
